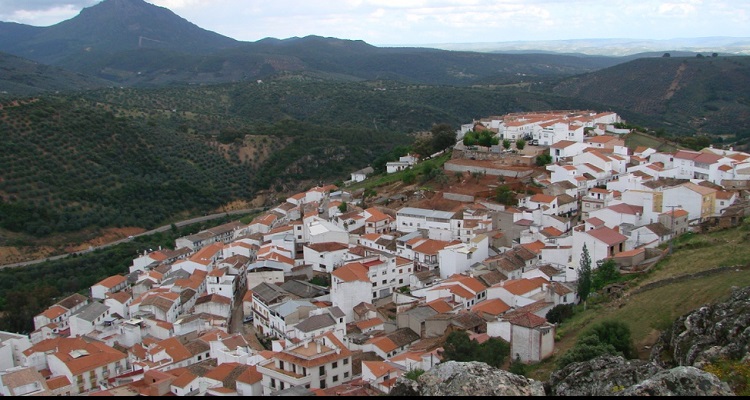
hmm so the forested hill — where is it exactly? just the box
[0,78,606,241]
[552,55,750,137]
[0,52,111,96]
[0,0,623,88]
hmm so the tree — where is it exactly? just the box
[593,258,620,291]
[430,123,457,154]
[479,337,511,368]
[411,136,433,160]
[338,201,347,214]
[556,333,620,369]
[515,138,526,150]
[402,169,416,185]
[502,139,511,150]
[440,331,510,368]
[587,320,636,359]
[535,153,552,166]
[405,368,425,381]
[440,330,477,362]
[577,244,592,309]
[509,354,528,376]
[545,303,575,324]
[495,185,516,205]
[662,52,671,57]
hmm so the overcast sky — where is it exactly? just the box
[1,0,748,46]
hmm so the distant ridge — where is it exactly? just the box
[414,37,750,57]
[0,0,241,65]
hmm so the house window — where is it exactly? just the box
[280,382,285,390]
[333,375,339,383]
[373,282,377,287]
[343,358,349,365]
[344,372,349,378]
[279,361,284,370]
[319,366,325,376]
[382,280,387,285]
[333,361,338,368]
[373,292,377,298]
[320,380,326,389]
[271,378,276,388]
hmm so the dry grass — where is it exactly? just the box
[526,223,750,382]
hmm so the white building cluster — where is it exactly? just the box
[3,110,748,396]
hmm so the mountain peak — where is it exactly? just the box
[9,0,241,63]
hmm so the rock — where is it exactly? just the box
[614,366,735,396]
[650,286,750,368]
[545,355,663,396]
[390,361,545,396]
[389,376,420,396]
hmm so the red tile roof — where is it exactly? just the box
[332,262,369,283]
[471,298,511,316]
[94,275,126,289]
[587,226,628,245]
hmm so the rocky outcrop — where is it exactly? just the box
[545,355,733,396]
[392,357,734,396]
[650,285,750,368]
[545,355,663,396]
[390,361,545,396]
[391,286,750,396]
[615,366,735,396]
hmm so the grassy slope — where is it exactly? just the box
[527,222,750,382]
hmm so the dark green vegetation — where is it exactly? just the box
[552,56,750,138]
[0,0,621,88]
[0,78,605,240]
[556,320,636,369]
[0,215,245,333]
[440,330,511,368]
[0,52,111,96]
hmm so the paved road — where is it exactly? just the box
[0,208,265,270]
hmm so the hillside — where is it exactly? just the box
[0,52,111,96]
[0,0,240,65]
[552,55,750,138]
[0,0,622,88]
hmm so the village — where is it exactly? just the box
[1,110,749,396]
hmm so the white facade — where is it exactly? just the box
[0,332,32,371]
[437,235,489,278]
[330,264,373,323]
[396,207,455,235]
[305,218,350,245]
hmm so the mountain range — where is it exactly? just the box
[1,0,750,244]
[0,0,646,88]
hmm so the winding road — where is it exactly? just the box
[0,208,265,270]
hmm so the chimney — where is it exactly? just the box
[304,341,309,349]
[316,341,322,353]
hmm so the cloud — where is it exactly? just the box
[0,0,99,26]
[0,0,747,44]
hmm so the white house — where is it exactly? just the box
[330,262,373,323]
[46,338,128,395]
[303,242,349,273]
[351,166,374,183]
[0,331,32,371]
[69,302,111,338]
[305,217,350,245]
[90,275,128,300]
[550,140,589,163]
[570,225,629,281]
[193,294,232,320]
[437,234,489,278]
[256,332,353,395]
[396,207,456,238]
[662,182,717,223]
